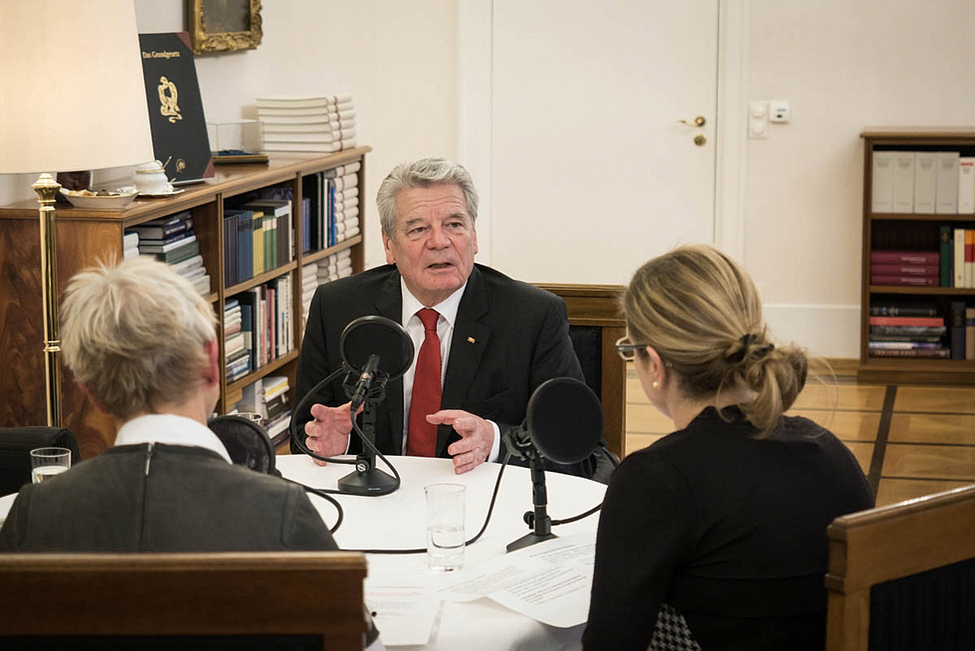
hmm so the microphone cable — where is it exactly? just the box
[283,478,345,535]
[343,454,511,555]
[284,365,390,535]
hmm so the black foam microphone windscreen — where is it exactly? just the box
[525,377,604,464]
[339,315,415,380]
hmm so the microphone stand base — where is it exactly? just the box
[337,467,398,496]
[506,531,557,553]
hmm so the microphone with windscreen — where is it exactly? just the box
[336,315,414,496]
[340,315,415,410]
[505,377,604,465]
[504,377,604,552]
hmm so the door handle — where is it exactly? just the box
[678,116,706,127]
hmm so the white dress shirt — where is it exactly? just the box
[114,414,232,464]
[400,278,502,462]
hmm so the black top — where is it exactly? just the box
[583,407,874,651]
[0,443,336,553]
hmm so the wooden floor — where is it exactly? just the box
[623,368,975,507]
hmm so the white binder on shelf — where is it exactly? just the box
[958,157,975,214]
[936,151,960,214]
[892,151,916,213]
[871,151,894,213]
[914,152,938,214]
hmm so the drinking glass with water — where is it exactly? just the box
[30,447,72,483]
[425,483,466,571]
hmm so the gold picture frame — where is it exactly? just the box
[188,0,263,55]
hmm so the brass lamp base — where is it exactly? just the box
[33,173,62,428]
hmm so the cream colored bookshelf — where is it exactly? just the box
[0,147,370,457]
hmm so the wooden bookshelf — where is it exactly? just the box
[860,130,975,384]
[0,148,370,458]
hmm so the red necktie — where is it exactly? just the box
[406,308,441,456]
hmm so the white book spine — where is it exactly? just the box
[936,151,960,214]
[871,152,894,212]
[959,157,975,214]
[914,153,938,213]
[954,228,966,288]
[891,151,916,213]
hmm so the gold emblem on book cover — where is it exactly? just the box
[157,76,182,123]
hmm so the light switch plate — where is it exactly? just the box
[749,101,768,139]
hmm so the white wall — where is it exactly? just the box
[0,0,459,270]
[741,0,975,355]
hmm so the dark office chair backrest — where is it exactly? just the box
[0,426,80,495]
[0,551,368,651]
[533,283,627,459]
[825,484,975,651]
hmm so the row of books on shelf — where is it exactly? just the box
[223,199,294,287]
[868,302,975,360]
[301,162,361,252]
[870,232,975,287]
[256,94,357,154]
[872,150,975,214]
[233,375,291,441]
[124,211,211,296]
[223,275,294,383]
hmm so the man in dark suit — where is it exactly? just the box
[296,157,596,476]
[0,257,336,553]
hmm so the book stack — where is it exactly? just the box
[868,303,948,358]
[224,298,250,382]
[257,94,357,154]
[263,375,292,441]
[127,212,210,295]
[235,376,292,443]
[870,250,939,287]
[123,232,139,259]
[317,249,353,286]
[325,162,361,244]
[301,261,318,331]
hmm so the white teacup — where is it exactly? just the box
[133,160,172,194]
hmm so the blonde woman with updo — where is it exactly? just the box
[583,245,873,651]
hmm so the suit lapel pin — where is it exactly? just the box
[467,336,476,344]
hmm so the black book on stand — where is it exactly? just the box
[138,32,214,184]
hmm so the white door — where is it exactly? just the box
[488,0,719,284]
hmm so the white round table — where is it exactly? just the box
[276,454,606,650]
[0,455,607,649]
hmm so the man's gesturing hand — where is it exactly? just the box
[427,409,495,474]
[304,401,361,466]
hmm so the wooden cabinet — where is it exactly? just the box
[860,130,975,384]
[0,148,370,457]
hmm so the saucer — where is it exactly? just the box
[138,188,185,198]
